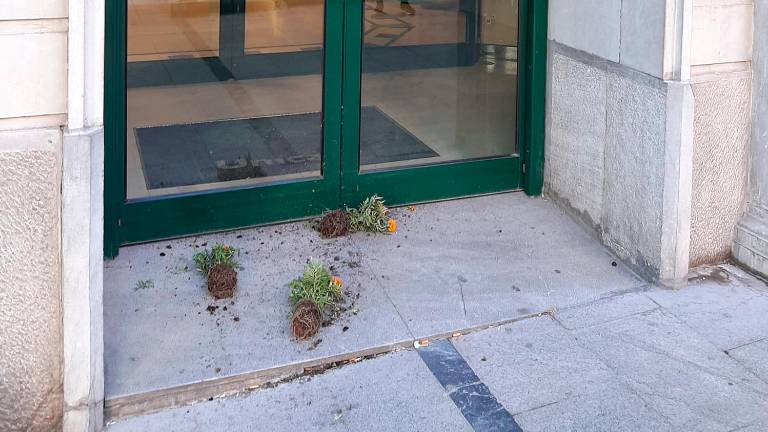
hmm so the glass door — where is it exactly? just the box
[106,0,545,256]
[340,0,525,205]
[108,0,344,252]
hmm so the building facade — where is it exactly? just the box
[0,0,764,430]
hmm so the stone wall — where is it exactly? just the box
[690,72,751,267]
[545,0,754,279]
[0,2,68,431]
[688,0,754,267]
[733,0,768,276]
[545,43,671,280]
[0,130,63,431]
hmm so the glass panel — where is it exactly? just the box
[126,0,325,199]
[127,0,220,61]
[359,0,518,172]
[245,0,325,54]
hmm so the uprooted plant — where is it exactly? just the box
[315,195,397,238]
[289,260,344,339]
[316,208,350,239]
[347,195,390,233]
[194,244,242,299]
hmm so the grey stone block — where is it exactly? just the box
[545,51,607,225]
[548,0,621,62]
[603,67,667,278]
[619,0,665,77]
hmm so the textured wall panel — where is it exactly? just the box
[603,69,668,277]
[0,145,63,431]
[545,51,606,226]
[545,42,670,280]
[690,74,751,266]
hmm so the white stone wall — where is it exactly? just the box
[733,0,768,276]
[0,3,68,431]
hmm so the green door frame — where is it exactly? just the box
[340,0,543,206]
[104,0,548,257]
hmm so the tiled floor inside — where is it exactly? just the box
[104,192,645,402]
[126,62,518,198]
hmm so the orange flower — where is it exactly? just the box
[331,276,343,287]
[387,219,397,233]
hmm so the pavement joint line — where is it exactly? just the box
[644,306,768,391]
[418,339,523,432]
[725,337,768,353]
[104,310,554,423]
[552,305,662,331]
[346,232,417,339]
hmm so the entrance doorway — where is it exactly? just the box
[105,0,546,256]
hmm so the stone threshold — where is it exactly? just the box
[103,193,645,423]
[105,311,552,422]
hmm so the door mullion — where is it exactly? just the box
[220,0,246,75]
[340,0,364,205]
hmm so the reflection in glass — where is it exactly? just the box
[126,0,325,199]
[360,0,519,172]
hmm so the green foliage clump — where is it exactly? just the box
[289,261,342,310]
[193,244,241,274]
[134,279,154,291]
[347,195,389,233]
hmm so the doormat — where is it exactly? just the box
[135,106,438,190]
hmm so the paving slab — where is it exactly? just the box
[352,194,644,338]
[574,308,768,431]
[647,264,768,350]
[728,339,768,383]
[105,223,412,398]
[104,192,646,404]
[554,291,658,330]
[452,316,672,430]
[513,380,673,432]
[106,350,473,432]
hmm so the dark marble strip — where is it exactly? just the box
[418,340,522,432]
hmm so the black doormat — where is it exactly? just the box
[135,106,438,190]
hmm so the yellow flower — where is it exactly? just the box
[387,219,397,233]
[331,276,343,287]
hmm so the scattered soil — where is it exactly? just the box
[322,290,360,328]
[208,264,237,299]
[307,338,323,351]
[292,300,323,340]
[317,209,349,239]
